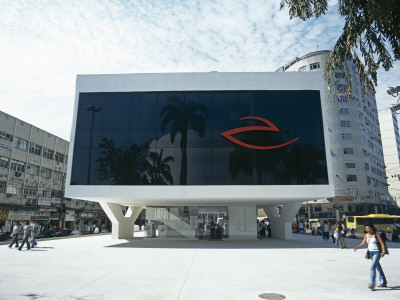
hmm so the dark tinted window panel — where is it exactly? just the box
[71,90,328,185]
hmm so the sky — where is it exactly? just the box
[1,0,399,141]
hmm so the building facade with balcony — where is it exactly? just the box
[0,111,106,233]
[279,50,390,221]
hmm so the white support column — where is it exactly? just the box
[99,202,142,239]
[263,202,302,240]
[228,206,257,240]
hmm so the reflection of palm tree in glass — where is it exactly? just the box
[95,138,150,185]
[285,144,327,184]
[147,149,175,185]
[160,96,209,185]
[228,128,285,184]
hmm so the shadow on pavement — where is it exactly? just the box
[104,234,400,250]
[373,286,400,291]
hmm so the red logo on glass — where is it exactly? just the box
[221,116,299,150]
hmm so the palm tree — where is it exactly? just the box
[147,149,175,185]
[160,95,209,185]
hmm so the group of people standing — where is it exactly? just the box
[320,220,348,248]
[8,219,39,251]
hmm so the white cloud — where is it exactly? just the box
[0,0,398,140]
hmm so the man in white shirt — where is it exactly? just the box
[18,221,32,251]
[8,221,22,248]
[30,219,39,248]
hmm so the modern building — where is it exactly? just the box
[378,108,400,208]
[66,72,334,240]
[278,50,390,221]
[0,111,106,233]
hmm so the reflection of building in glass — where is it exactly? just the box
[279,50,391,220]
[66,72,334,241]
[0,111,107,234]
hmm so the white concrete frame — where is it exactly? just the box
[66,72,335,240]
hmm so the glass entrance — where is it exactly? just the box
[197,207,228,239]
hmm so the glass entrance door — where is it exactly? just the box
[197,207,228,239]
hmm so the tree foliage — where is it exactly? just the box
[280,0,400,90]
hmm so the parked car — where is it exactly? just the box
[0,232,11,241]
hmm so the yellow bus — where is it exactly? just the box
[346,214,400,232]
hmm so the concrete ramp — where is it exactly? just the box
[149,208,196,239]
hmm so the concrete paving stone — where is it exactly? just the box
[0,233,399,300]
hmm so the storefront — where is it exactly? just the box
[0,207,10,232]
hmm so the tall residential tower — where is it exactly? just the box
[279,50,390,220]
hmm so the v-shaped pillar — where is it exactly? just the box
[262,202,302,239]
[99,202,143,239]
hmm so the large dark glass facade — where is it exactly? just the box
[71,90,328,185]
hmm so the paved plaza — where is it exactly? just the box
[1,233,399,300]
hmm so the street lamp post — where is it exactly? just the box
[58,173,65,229]
[86,105,102,185]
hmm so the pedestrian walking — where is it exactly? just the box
[8,221,22,248]
[30,219,39,248]
[322,220,330,242]
[340,220,348,248]
[354,224,388,290]
[335,221,344,248]
[18,221,31,251]
[329,221,336,244]
[299,221,305,234]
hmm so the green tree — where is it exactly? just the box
[280,0,400,91]
[160,95,209,185]
[147,149,175,185]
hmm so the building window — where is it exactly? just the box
[361,135,366,144]
[336,84,346,91]
[335,72,345,78]
[0,181,6,193]
[348,189,358,196]
[53,171,64,181]
[339,108,349,115]
[6,183,22,195]
[346,175,357,182]
[40,167,52,178]
[338,95,347,103]
[345,162,356,168]
[29,143,42,156]
[10,160,25,172]
[309,62,320,70]
[298,66,306,72]
[0,157,9,169]
[13,137,28,151]
[26,164,40,176]
[51,190,62,198]
[340,121,351,127]
[42,147,54,160]
[55,152,65,163]
[342,134,352,140]
[344,148,353,154]
[0,131,13,142]
[23,186,37,196]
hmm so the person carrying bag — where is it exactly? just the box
[354,224,388,290]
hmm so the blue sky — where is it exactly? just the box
[1,0,399,141]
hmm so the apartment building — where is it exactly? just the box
[378,108,400,208]
[0,111,106,233]
[279,50,391,221]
